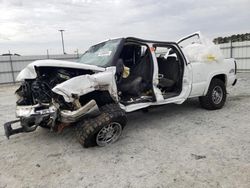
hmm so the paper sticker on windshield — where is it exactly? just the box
[98,51,112,57]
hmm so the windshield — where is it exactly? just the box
[77,38,122,67]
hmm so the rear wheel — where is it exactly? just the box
[75,103,127,148]
[199,78,227,110]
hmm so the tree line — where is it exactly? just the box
[213,33,250,44]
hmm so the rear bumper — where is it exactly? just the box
[232,79,237,86]
[232,60,237,86]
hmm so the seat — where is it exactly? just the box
[158,77,175,88]
[117,54,152,96]
[118,76,143,96]
[157,56,179,90]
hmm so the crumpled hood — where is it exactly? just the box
[52,67,118,103]
[16,59,105,81]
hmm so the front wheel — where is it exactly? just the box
[75,103,127,148]
[199,78,227,110]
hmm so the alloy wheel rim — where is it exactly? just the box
[212,86,223,104]
[96,122,122,146]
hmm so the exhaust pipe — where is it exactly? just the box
[60,100,100,123]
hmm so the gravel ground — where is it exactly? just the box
[0,73,249,188]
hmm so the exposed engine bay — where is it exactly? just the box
[5,65,111,139]
[16,67,94,108]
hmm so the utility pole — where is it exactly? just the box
[46,49,50,59]
[230,39,233,58]
[59,29,66,54]
[8,50,15,83]
[75,49,79,58]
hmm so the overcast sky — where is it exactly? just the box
[0,0,249,55]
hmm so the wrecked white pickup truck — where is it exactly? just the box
[4,32,237,147]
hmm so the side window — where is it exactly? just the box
[177,33,200,48]
[154,46,178,60]
[120,44,150,68]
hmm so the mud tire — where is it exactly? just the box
[199,78,227,110]
[76,103,127,148]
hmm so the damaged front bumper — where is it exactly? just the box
[4,100,100,139]
[4,104,57,139]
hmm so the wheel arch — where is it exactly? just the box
[79,90,116,108]
[204,73,227,95]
